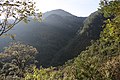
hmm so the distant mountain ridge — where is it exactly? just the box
[0,9,86,67]
[0,9,105,67]
[42,9,75,19]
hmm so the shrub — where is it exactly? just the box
[0,42,38,79]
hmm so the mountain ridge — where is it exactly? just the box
[50,11,105,66]
[0,9,86,67]
[42,9,77,19]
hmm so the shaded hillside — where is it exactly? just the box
[0,9,86,67]
[51,11,105,66]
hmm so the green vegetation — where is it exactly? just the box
[74,0,120,79]
[0,42,38,80]
[0,0,120,80]
[0,0,41,36]
[0,9,86,67]
[51,11,104,66]
[25,61,76,80]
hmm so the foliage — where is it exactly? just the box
[25,64,77,80]
[11,0,120,80]
[100,55,120,80]
[0,0,120,80]
[100,0,120,53]
[0,0,42,36]
[74,42,105,80]
[74,0,120,80]
[25,67,62,80]
[0,42,38,80]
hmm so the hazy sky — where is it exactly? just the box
[35,0,100,17]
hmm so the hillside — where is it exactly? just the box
[51,11,105,66]
[0,9,86,67]
[23,1,120,79]
[0,0,119,80]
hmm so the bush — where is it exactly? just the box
[0,42,38,80]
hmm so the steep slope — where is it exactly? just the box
[0,9,86,67]
[51,11,105,66]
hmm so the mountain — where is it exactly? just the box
[51,11,105,66]
[42,9,75,19]
[0,9,86,67]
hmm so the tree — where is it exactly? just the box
[0,42,38,79]
[0,0,42,36]
[99,0,120,55]
[100,0,120,41]
[74,0,120,80]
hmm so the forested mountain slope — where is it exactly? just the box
[24,1,120,80]
[51,11,105,66]
[0,9,86,67]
